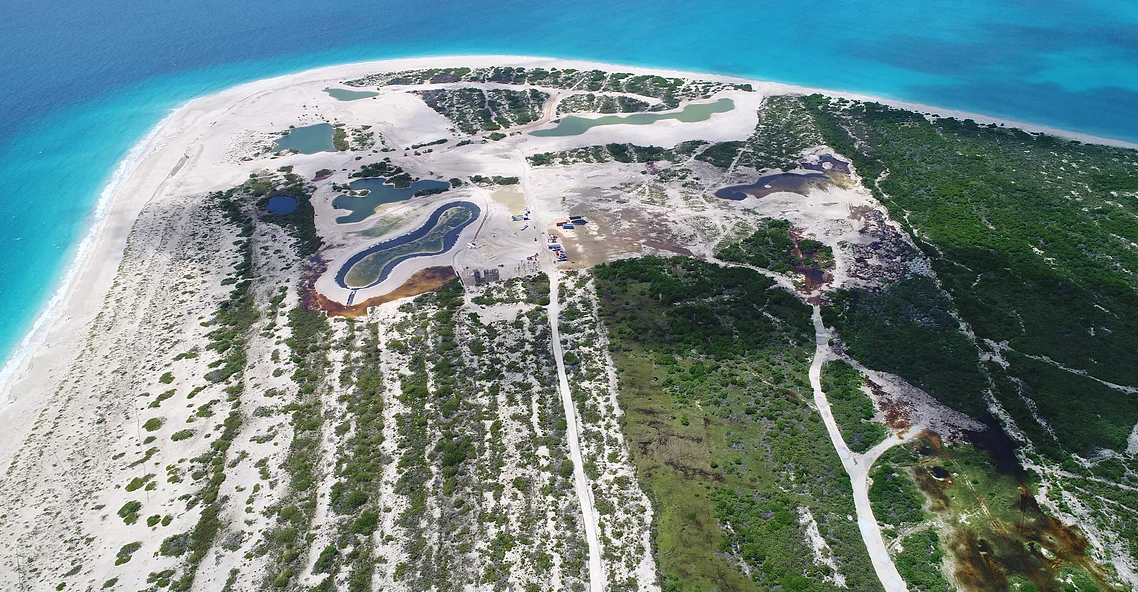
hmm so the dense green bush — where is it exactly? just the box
[821,361,886,452]
[803,95,1138,455]
[822,277,987,417]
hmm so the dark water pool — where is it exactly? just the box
[266,194,299,214]
[801,154,851,174]
[714,171,829,201]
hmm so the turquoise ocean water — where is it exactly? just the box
[1,0,1137,374]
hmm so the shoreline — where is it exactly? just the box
[0,53,1133,460]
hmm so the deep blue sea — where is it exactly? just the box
[1,0,1137,372]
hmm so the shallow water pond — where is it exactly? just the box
[324,87,378,101]
[333,178,451,224]
[273,123,335,154]
[530,98,734,137]
[337,201,480,289]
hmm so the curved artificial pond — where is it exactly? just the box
[714,171,828,201]
[334,177,451,224]
[265,194,299,214]
[336,201,480,289]
[273,123,335,154]
[530,98,734,137]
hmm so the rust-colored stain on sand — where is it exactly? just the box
[317,266,457,317]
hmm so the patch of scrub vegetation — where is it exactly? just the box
[558,92,653,114]
[245,170,322,258]
[160,187,259,591]
[114,542,142,565]
[149,389,176,408]
[558,270,664,587]
[467,174,519,185]
[801,95,1138,457]
[717,218,833,277]
[348,66,749,109]
[125,474,156,492]
[868,447,925,533]
[893,530,951,592]
[822,277,988,417]
[528,142,694,166]
[171,429,194,441]
[309,318,386,589]
[736,96,825,171]
[694,140,745,168]
[259,303,331,591]
[118,500,143,525]
[418,88,548,134]
[470,273,550,306]
[369,279,588,589]
[350,158,407,180]
[820,361,885,453]
[594,256,882,591]
[999,351,1138,456]
[332,124,349,151]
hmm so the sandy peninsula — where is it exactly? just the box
[0,55,1129,592]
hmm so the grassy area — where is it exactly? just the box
[889,437,1112,591]
[594,257,881,591]
[892,530,951,592]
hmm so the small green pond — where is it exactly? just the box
[530,98,735,137]
[273,123,335,154]
[325,87,379,101]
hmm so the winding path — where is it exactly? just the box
[808,306,908,592]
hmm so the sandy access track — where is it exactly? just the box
[808,306,909,592]
[547,269,605,592]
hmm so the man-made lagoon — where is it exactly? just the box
[336,201,480,289]
[334,178,452,224]
[530,98,734,137]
